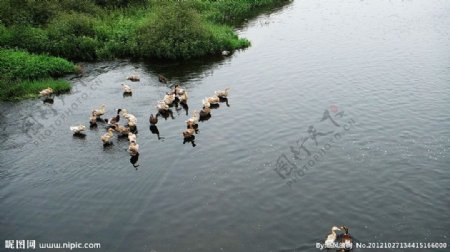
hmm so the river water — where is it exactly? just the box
[1,1,449,251]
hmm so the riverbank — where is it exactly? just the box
[0,49,75,101]
[0,0,289,100]
[0,0,289,61]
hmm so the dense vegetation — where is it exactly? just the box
[0,0,288,100]
[0,49,75,100]
[0,0,287,60]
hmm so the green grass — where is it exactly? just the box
[0,0,289,100]
[0,79,72,100]
[0,49,75,100]
[0,49,75,80]
[0,0,289,60]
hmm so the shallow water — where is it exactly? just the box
[1,1,450,251]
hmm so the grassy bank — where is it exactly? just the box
[0,0,288,100]
[0,0,288,61]
[0,49,75,100]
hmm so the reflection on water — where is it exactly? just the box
[219,97,230,107]
[209,103,220,109]
[72,133,87,139]
[177,102,189,116]
[149,125,163,140]
[130,152,140,169]
[143,56,234,84]
[42,97,54,104]
[183,135,196,148]
[199,114,211,122]
[1,1,450,252]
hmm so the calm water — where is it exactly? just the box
[1,1,449,251]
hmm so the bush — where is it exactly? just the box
[47,35,99,61]
[3,26,49,53]
[136,2,221,59]
[0,0,100,26]
[0,0,287,60]
[0,49,75,100]
[0,0,31,26]
[94,12,145,59]
[207,24,250,50]
[26,0,59,26]
[0,49,75,81]
[0,24,12,45]
[46,13,99,60]
[58,0,101,16]
[48,12,97,38]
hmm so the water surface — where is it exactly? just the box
[1,1,450,251]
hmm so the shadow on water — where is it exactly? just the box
[123,93,132,98]
[183,135,196,147]
[176,102,189,116]
[199,113,211,122]
[130,152,139,169]
[219,97,230,107]
[42,97,54,104]
[210,103,220,109]
[142,55,232,84]
[72,133,86,140]
[69,60,129,80]
[149,125,164,140]
[102,143,114,150]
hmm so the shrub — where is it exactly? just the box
[94,13,145,59]
[0,0,287,60]
[0,24,12,45]
[0,0,31,26]
[26,0,59,26]
[4,26,49,53]
[58,0,101,16]
[46,13,99,60]
[48,12,97,38]
[207,24,250,51]
[135,2,217,59]
[0,49,75,100]
[0,49,75,81]
[47,35,99,61]
[0,0,99,26]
